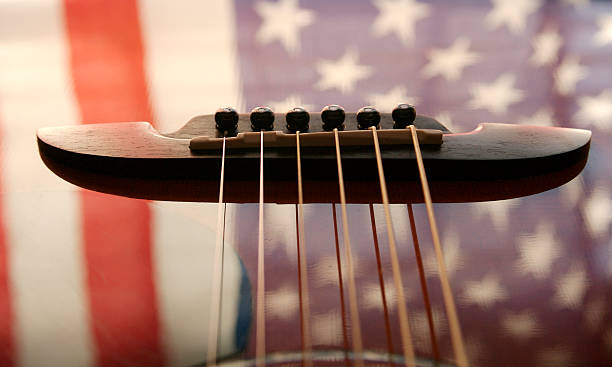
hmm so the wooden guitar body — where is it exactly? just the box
[36,112,597,366]
[37,113,590,204]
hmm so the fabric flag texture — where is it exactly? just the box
[0,0,611,366]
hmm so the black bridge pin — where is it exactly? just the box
[286,107,310,132]
[392,103,416,129]
[250,106,275,131]
[321,104,345,131]
[214,107,239,132]
[356,106,381,129]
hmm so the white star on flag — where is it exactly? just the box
[263,204,297,262]
[371,0,430,45]
[424,227,462,278]
[518,107,554,126]
[266,94,314,112]
[471,198,518,232]
[362,279,402,310]
[594,14,612,46]
[312,311,342,345]
[423,37,480,81]
[316,49,372,94]
[561,176,585,208]
[501,311,541,340]
[434,112,457,132]
[584,297,606,331]
[313,255,363,287]
[486,0,543,34]
[563,0,590,7]
[530,29,562,66]
[313,256,340,287]
[608,240,612,279]
[553,263,588,309]
[366,86,417,111]
[554,56,588,96]
[469,73,524,115]
[515,221,561,279]
[412,307,447,345]
[266,286,299,320]
[461,273,508,308]
[576,90,612,131]
[254,0,314,55]
[362,283,385,310]
[582,185,612,238]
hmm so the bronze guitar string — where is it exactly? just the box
[367,204,395,358]
[218,124,462,366]
[331,203,351,367]
[406,204,440,362]
[34,111,592,366]
[206,137,227,366]
[370,126,417,367]
[256,131,266,367]
[295,131,314,367]
[409,125,469,367]
[333,128,365,367]
[222,122,465,366]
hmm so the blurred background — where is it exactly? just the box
[0,0,611,366]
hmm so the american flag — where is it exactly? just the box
[0,0,611,366]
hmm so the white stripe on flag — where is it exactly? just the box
[138,0,243,133]
[150,201,244,366]
[0,1,93,366]
[139,0,243,365]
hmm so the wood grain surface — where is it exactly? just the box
[37,113,591,203]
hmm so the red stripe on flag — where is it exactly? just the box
[0,175,13,367]
[64,1,164,366]
[81,191,162,367]
[64,0,153,123]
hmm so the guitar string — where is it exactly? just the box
[206,136,227,366]
[294,206,303,339]
[408,125,469,367]
[367,204,394,358]
[219,202,227,353]
[406,204,440,362]
[370,126,417,367]
[331,203,351,367]
[294,207,307,363]
[333,128,365,367]
[295,131,313,367]
[256,131,266,367]
[212,123,457,366]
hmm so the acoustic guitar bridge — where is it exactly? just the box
[189,128,443,151]
[36,105,591,204]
